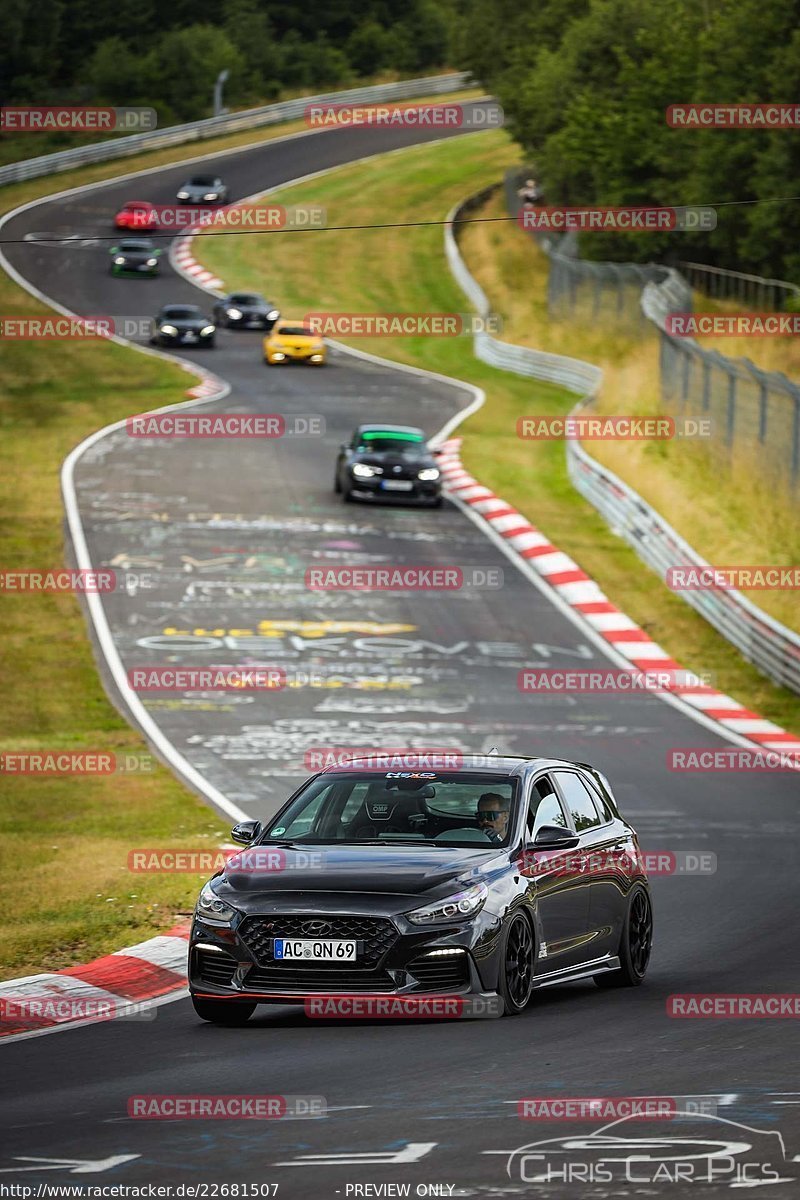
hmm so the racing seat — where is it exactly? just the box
[347,782,429,839]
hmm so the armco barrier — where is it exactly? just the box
[444,190,800,695]
[0,73,472,187]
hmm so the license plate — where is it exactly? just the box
[246,318,262,327]
[274,938,357,961]
[182,332,197,342]
[382,480,413,492]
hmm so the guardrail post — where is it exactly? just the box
[726,368,736,448]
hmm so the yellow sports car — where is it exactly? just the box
[263,321,326,365]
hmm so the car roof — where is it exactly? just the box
[354,424,426,437]
[316,754,594,778]
[122,199,152,206]
[119,238,153,247]
[160,304,202,314]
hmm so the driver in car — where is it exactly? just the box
[476,793,511,842]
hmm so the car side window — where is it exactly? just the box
[527,776,569,835]
[585,776,615,823]
[554,771,602,832]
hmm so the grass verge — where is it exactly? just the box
[196,131,799,735]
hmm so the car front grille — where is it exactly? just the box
[406,953,470,991]
[195,948,238,988]
[239,915,398,968]
[244,965,396,992]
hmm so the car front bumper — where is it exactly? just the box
[188,907,501,1006]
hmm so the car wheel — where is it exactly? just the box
[342,487,354,503]
[595,884,652,988]
[499,912,535,1015]
[191,996,256,1026]
[333,473,342,494]
[430,496,443,508]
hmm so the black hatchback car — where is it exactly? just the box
[109,238,162,276]
[212,292,280,330]
[150,304,216,348]
[334,424,443,506]
[189,756,653,1024]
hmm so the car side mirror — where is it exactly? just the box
[231,820,262,845]
[531,824,580,850]
[110,246,118,253]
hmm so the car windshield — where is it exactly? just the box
[119,240,153,251]
[190,176,216,185]
[124,202,149,210]
[277,325,314,337]
[263,772,517,847]
[162,307,200,319]
[230,294,262,305]
[356,431,426,453]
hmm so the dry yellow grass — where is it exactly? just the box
[459,189,799,632]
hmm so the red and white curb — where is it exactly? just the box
[185,369,225,400]
[438,437,800,760]
[172,227,225,291]
[0,923,189,1041]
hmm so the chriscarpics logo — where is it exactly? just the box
[501,1113,798,1186]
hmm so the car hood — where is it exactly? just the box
[270,333,319,346]
[180,185,219,199]
[353,451,436,470]
[159,316,208,330]
[215,842,506,910]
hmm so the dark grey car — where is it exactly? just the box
[150,304,216,348]
[212,293,280,330]
[176,174,229,204]
[188,755,653,1025]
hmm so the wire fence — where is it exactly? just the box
[504,168,800,485]
[446,188,800,694]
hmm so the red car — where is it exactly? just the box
[114,200,157,231]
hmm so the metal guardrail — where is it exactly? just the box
[445,188,800,695]
[0,73,472,187]
[677,260,800,310]
[505,166,800,486]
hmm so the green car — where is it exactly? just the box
[110,238,162,276]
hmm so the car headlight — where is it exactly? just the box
[272,351,285,360]
[200,325,215,336]
[146,258,158,267]
[196,881,239,925]
[266,309,279,320]
[177,191,190,200]
[418,468,440,481]
[352,463,378,479]
[113,256,125,265]
[226,308,242,320]
[203,193,219,200]
[160,324,178,336]
[406,882,488,925]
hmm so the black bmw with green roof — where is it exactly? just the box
[334,424,443,506]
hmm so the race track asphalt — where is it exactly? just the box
[1,113,798,1197]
